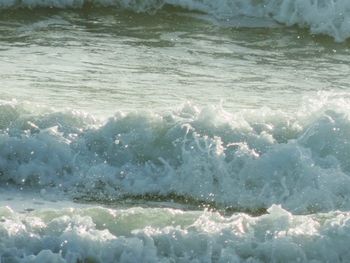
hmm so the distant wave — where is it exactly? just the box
[1,93,350,214]
[1,0,350,41]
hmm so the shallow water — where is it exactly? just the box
[1,7,350,116]
[1,1,350,262]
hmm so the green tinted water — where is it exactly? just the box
[1,8,349,117]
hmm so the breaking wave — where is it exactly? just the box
[1,204,350,262]
[1,0,350,41]
[2,93,350,214]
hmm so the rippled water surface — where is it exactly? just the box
[1,7,350,115]
[2,2,350,262]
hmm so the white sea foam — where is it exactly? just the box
[1,0,350,41]
[1,204,350,262]
[167,0,350,41]
[1,94,350,214]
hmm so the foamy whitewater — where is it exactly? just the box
[1,0,350,262]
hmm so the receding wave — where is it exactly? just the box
[1,93,350,214]
[1,0,350,42]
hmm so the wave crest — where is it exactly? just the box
[1,96,350,213]
[2,0,350,41]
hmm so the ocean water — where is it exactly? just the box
[1,0,350,262]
